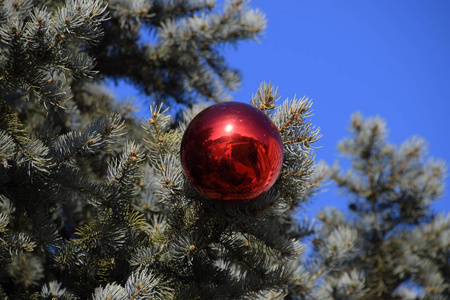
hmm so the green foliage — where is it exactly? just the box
[0,0,108,108]
[1,0,447,299]
[295,113,449,300]
[127,84,321,299]
[91,0,266,113]
[0,0,324,298]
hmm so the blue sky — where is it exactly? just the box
[222,0,450,216]
[109,0,450,215]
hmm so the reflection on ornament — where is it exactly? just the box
[180,101,283,203]
[225,124,233,132]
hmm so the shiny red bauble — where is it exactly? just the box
[180,101,283,203]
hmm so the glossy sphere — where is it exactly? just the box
[180,101,283,203]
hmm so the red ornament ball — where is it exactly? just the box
[180,101,283,203]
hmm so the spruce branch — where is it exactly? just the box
[51,242,85,272]
[0,131,16,168]
[92,283,127,300]
[107,141,144,188]
[251,82,280,114]
[73,209,128,252]
[8,252,45,289]
[92,268,173,300]
[50,165,107,204]
[129,245,166,269]
[143,102,181,164]
[1,231,36,255]
[0,101,52,174]
[51,113,125,166]
[150,0,215,22]
[0,211,10,234]
[0,100,30,146]
[0,0,108,109]
[152,154,184,204]
[40,280,75,300]
[309,113,448,300]
[95,0,266,113]
[54,0,109,44]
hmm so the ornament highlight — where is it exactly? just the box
[180,101,283,203]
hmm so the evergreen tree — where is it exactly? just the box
[0,0,322,298]
[294,113,449,300]
[1,0,448,299]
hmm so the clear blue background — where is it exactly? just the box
[109,0,450,216]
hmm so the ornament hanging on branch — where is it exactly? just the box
[180,101,283,203]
